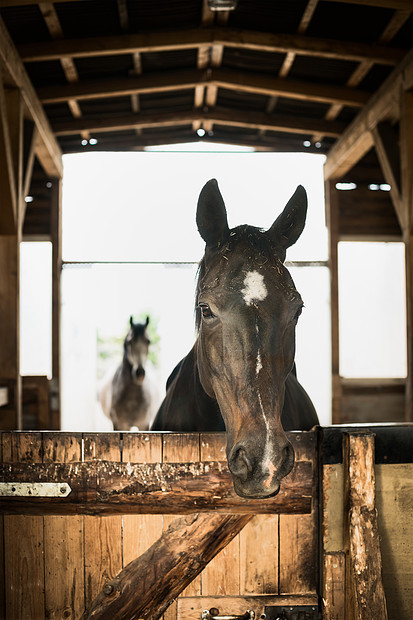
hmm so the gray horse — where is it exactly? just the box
[99,316,161,430]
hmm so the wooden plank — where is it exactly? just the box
[80,512,253,620]
[83,434,122,608]
[122,433,163,566]
[323,552,345,620]
[17,27,405,66]
[163,433,200,617]
[50,178,62,428]
[200,433,240,597]
[3,433,44,619]
[43,433,84,620]
[279,433,318,595]
[376,463,413,618]
[0,458,313,515]
[343,432,388,620]
[240,515,278,595]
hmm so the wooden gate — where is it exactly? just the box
[0,426,412,619]
[0,430,318,619]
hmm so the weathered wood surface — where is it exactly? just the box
[343,432,388,620]
[0,458,313,515]
[81,512,253,620]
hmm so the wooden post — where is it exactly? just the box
[400,90,413,422]
[80,512,253,620]
[0,77,23,430]
[50,177,62,429]
[325,179,341,423]
[343,431,388,620]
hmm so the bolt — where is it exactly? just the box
[60,487,66,493]
[103,584,113,595]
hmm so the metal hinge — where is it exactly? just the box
[0,482,71,497]
[264,605,320,620]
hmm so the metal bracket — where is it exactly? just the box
[0,482,71,497]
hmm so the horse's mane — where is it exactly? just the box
[195,225,281,330]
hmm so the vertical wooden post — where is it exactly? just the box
[325,179,341,423]
[0,78,23,430]
[343,431,388,620]
[50,177,62,428]
[400,90,413,421]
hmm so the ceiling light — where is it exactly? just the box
[207,0,238,11]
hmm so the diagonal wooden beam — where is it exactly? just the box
[324,46,413,180]
[0,15,62,177]
[17,27,405,66]
[372,121,403,227]
[0,75,17,231]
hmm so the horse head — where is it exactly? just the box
[195,179,307,498]
[125,316,150,385]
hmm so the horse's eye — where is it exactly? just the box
[294,304,304,322]
[199,303,214,319]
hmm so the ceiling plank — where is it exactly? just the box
[52,107,345,137]
[0,16,62,177]
[18,27,405,66]
[324,46,413,180]
[37,67,370,108]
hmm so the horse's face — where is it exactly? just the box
[196,180,308,499]
[125,316,150,385]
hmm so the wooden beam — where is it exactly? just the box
[17,27,405,66]
[80,512,253,620]
[2,0,409,6]
[0,15,62,177]
[52,107,345,137]
[321,0,412,9]
[0,459,313,516]
[343,432,388,620]
[324,47,413,180]
[372,122,403,227]
[38,67,370,108]
[50,178,62,429]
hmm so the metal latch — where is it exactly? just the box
[0,482,71,497]
[202,611,255,620]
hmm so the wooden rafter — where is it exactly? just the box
[324,47,413,180]
[17,27,405,66]
[1,0,411,8]
[37,67,370,108]
[52,107,345,138]
[0,16,62,177]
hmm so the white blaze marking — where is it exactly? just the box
[256,351,262,376]
[241,271,267,306]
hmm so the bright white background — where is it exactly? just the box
[18,146,408,430]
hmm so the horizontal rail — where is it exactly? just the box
[0,460,313,516]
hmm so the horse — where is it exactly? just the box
[151,179,319,499]
[98,316,161,431]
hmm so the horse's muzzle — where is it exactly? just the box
[227,438,294,499]
[132,366,146,384]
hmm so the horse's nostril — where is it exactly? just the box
[228,445,253,482]
[280,442,295,477]
[136,367,145,379]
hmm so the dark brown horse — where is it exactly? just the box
[151,179,318,499]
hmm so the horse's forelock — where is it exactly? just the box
[194,226,279,331]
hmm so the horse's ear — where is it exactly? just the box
[145,316,149,327]
[129,316,134,326]
[267,185,307,261]
[196,179,230,249]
